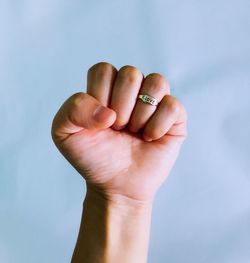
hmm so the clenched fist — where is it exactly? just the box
[51,62,187,202]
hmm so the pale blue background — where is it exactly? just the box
[1,1,250,262]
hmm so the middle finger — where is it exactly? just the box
[110,65,144,130]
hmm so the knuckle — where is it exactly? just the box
[166,96,180,114]
[70,92,86,108]
[118,65,142,83]
[145,73,170,93]
[88,61,116,78]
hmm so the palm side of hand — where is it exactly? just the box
[56,126,183,201]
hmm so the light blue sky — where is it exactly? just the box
[1,1,250,262]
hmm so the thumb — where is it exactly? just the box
[51,92,116,142]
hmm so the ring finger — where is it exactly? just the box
[143,95,187,141]
[128,73,170,133]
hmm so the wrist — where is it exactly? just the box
[85,183,154,216]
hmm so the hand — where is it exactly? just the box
[51,62,187,203]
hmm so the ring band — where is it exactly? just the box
[138,94,158,106]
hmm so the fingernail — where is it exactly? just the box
[112,124,126,130]
[143,135,152,142]
[93,105,111,122]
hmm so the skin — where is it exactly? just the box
[51,62,187,263]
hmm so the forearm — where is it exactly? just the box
[71,186,153,263]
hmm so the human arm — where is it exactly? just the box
[71,186,152,263]
[51,62,187,263]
